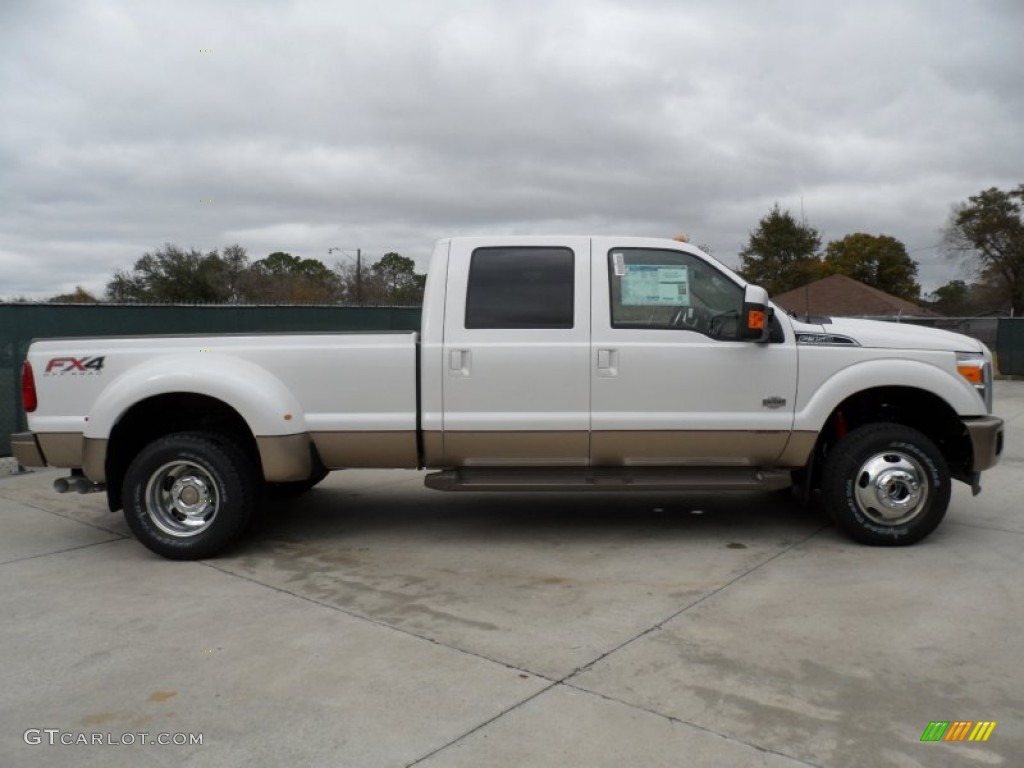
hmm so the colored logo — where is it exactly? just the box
[44,356,106,375]
[920,721,996,742]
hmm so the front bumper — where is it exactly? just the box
[964,417,1004,472]
[10,432,46,468]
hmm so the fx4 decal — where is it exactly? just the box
[44,356,106,375]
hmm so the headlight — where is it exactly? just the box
[956,352,992,412]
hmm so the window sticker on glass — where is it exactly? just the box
[612,252,626,276]
[621,265,690,306]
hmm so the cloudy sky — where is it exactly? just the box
[2,0,1021,299]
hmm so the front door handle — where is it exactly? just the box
[596,348,619,377]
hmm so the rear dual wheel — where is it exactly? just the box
[123,432,257,560]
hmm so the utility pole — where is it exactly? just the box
[329,247,363,305]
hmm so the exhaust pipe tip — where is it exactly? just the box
[53,475,105,494]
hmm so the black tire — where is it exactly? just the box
[822,423,950,546]
[266,465,330,500]
[122,431,258,560]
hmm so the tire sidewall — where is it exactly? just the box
[123,433,253,559]
[825,425,951,545]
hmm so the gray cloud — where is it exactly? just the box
[2,0,1021,298]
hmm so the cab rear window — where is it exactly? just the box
[465,247,574,329]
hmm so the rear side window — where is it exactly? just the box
[465,247,575,329]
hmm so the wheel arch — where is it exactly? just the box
[806,386,972,489]
[103,393,258,511]
[102,392,317,511]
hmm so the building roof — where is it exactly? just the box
[772,274,941,318]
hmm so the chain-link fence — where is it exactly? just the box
[1,303,421,456]
[857,316,1023,375]
[855,316,1000,350]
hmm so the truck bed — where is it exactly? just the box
[26,331,421,471]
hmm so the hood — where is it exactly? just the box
[811,317,983,353]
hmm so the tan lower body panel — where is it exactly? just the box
[36,432,84,468]
[83,438,108,482]
[311,431,418,469]
[777,431,817,467]
[964,416,1004,471]
[590,430,792,466]
[441,431,589,467]
[10,432,46,468]
[429,430,814,468]
[423,431,443,467]
[257,434,314,482]
[27,428,815,484]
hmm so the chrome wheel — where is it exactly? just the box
[853,451,929,526]
[145,460,220,537]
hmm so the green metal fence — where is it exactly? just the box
[996,318,1024,376]
[3,305,1021,458]
[1,304,422,457]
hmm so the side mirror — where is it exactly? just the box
[739,285,772,342]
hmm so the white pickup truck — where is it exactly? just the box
[12,236,1004,559]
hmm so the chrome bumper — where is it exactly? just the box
[964,417,1004,472]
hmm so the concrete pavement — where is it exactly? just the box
[1,382,1022,767]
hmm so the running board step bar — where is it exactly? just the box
[424,467,792,492]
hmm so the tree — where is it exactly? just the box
[219,244,251,303]
[924,279,1006,316]
[945,185,1024,314]
[738,204,823,295]
[367,252,425,304]
[107,244,236,303]
[334,252,425,304]
[822,233,920,302]
[925,280,971,315]
[47,286,99,303]
[246,252,340,303]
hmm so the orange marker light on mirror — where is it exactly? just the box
[747,310,766,330]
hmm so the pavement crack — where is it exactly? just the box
[200,561,558,682]
[948,520,1024,535]
[0,537,123,566]
[0,494,127,537]
[561,682,823,768]
[564,524,829,681]
[400,525,829,767]
[404,681,561,767]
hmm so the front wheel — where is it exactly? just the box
[821,423,950,546]
[123,432,258,560]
